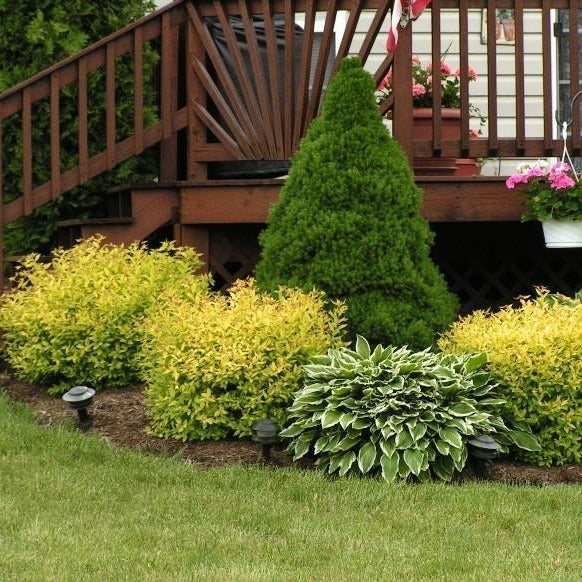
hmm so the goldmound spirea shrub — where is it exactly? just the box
[280,336,539,482]
[255,57,458,349]
[141,279,347,440]
[0,236,208,392]
[439,289,582,466]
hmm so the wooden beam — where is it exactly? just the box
[179,177,525,225]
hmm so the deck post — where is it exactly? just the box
[391,23,414,166]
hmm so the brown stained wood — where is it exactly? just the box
[22,88,33,215]
[160,12,179,181]
[160,12,174,141]
[333,0,364,74]
[283,0,295,156]
[458,1,469,152]
[392,24,413,165]
[373,54,392,87]
[186,14,208,179]
[188,2,265,158]
[174,224,210,271]
[304,2,337,131]
[134,27,145,155]
[514,0,526,152]
[431,2,442,151]
[50,73,61,199]
[357,3,390,64]
[178,176,524,224]
[292,0,315,149]
[191,101,247,160]
[486,0,498,151]
[212,0,267,158]
[262,0,284,157]
[106,44,116,170]
[238,0,277,157]
[190,57,256,158]
[78,58,89,182]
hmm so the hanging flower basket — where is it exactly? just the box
[541,220,582,248]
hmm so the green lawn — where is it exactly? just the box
[1,391,580,582]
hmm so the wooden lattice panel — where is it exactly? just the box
[431,222,582,314]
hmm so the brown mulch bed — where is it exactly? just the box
[2,371,581,485]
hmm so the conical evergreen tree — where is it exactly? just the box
[255,57,458,348]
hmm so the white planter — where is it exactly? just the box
[541,220,582,248]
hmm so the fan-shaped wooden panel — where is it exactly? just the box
[186,0,392,162]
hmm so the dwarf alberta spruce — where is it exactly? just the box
[280,337,539,482]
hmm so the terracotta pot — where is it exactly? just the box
[412,108,480,177]
[502,19,515,42]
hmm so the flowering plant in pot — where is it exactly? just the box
[376,55,486,135]
[505,159,582,247]
[376,55,485,176]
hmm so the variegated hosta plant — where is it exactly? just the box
[280,337,540,482]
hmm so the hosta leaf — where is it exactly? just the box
[355,335,371,359]
[463,353,488,373]
[380,452,399,482]
[328,453,343,474]
[332,435,360,452]
[395,429,414,449]
[357,442,377,474]
[403,448,423,476]
[398,454,410,478]
[409,422,427,442]
[509,430,541,451]
[432,455,455,481]
[321,410,342,428]
[293,438,311,460]
[439,427,463,449]
[339,412,356,429]
[314,436,330,455]
[352,418,371,430]
[379,438,395,458]
[338,451,356,477]
[434,439,450,456]
[449,402,477,417]
[479,398,506,406]
[278,423,304,438]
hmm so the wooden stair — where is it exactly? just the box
[57,184,178,247]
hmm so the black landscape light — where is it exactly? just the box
[62,386,96,431]
[467,435,501,479]
[252,419,279,461]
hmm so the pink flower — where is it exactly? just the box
[440,62,451,75]
[469,129,479,138]
[505,173,531,189]
[412,55,421,65]
[412,83,426,97]
[454,68,478,81]
[548,162,576,189]
[427,75,433,85]
[426,63,433,73]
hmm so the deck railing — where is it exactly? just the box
[390,0,582,163]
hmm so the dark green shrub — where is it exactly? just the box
[0,237,208,392]
[255,57,458,349]
[439,289,582,466]
[141,279,347,440]
[280,336,539,482]
[0,0,157,256]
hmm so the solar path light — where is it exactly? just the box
[252,419,279,461]
[467,434,501,479]
[62,386,96,431]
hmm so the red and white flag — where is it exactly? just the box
[386,0,432,53]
